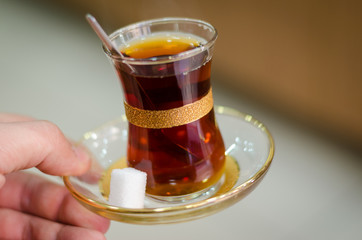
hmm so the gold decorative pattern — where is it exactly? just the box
[124,89,214,129]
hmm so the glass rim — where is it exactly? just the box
[103,17,218,65]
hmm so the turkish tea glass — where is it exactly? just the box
[104,18,225,202]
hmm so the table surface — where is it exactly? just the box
[1,1,361,239]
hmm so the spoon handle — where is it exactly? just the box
[85,14,122,56]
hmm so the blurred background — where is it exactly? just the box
[32,0,362,151]
[1,0,361,239]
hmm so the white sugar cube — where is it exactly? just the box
[108,168,147,208]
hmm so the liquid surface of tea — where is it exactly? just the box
[121,33,202,59]
[116,33,226,197]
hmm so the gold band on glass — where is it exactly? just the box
[124,89,213,129]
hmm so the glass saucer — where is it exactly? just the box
[63,106,274,224]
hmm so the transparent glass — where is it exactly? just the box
[104,18,225,200]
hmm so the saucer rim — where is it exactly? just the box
[63,105,274,215]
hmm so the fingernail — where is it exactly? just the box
[72,145,90,162]
[71,145,92,175]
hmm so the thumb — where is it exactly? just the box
[0,120,90,177]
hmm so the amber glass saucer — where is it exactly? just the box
[63,106,274,224]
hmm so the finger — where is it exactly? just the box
[0,208,106,240]
[0,172,110,233]
[0,120,90,176]
[0,113,35,122]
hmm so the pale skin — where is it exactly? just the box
[0,113,110,239]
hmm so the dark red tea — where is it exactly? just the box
[114,34,226,196]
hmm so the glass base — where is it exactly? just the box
[99,156,225,204]
[146,175,225,203]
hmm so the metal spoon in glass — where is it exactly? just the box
[85,14,123,57]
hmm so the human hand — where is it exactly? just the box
[0,113,110,239]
